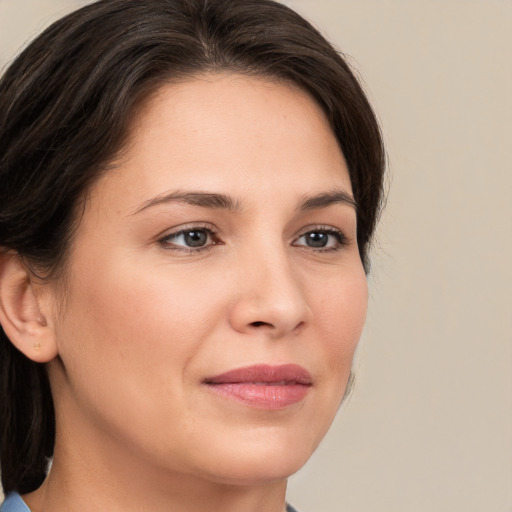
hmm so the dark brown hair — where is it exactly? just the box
[0,0,385,494]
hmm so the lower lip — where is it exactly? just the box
[205,383,310,409]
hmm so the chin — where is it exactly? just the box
[188,426,321,486]
[204,452,311,487]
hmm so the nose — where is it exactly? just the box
[228,247,310,338]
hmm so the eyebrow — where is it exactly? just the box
[132,187,356,215]
[298,188,357,212]
[132,190,241,215]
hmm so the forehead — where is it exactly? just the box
[93,73,352,212]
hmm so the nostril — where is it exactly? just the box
[250,321,272,328]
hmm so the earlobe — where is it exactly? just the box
[0,250,58,363]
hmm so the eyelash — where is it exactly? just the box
[158,225,348,253]
[293,226,349,252]
[158,224,221,253]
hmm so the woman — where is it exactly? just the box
[0,0,385,511]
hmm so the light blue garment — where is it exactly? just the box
[0,492,298,512]
[0,493,30,512]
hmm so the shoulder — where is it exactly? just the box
[286,504,299,512]
[0,493,31,512]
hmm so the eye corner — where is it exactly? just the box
[292,225,349,252]
[158,224,222,253]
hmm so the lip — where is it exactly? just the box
[203,364,312,410]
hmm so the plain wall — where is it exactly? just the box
[1,1,511,511]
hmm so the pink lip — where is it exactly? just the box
[203,364,312,410]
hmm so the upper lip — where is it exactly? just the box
[204,364,312,385]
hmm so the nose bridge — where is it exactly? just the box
[229,235,309,336]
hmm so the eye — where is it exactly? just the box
[159,226,219,251]
[294,228,347,251]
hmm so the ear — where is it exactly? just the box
[0,250,58,363]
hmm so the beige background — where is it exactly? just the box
[1,1,511,511]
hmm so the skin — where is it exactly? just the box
[19,74,368,512]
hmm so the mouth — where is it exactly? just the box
[203,364,312,410]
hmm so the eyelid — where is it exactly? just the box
[156,223,349,253]
[157,223,221,252]
[292,225,349,250]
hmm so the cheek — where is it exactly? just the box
[54,250,236,409]
[314,267,368,386]
[51,256,230,455]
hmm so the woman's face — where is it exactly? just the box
[46,74,368,485]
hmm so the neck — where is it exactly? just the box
[23,428,289,512]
